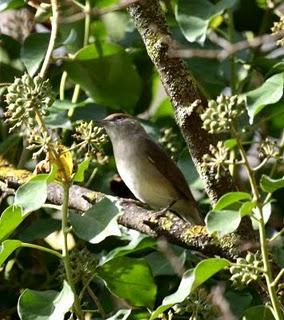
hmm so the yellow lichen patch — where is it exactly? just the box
[185,225,207,237]
[0,167,31,184]
[84,191,103,204]
[160,215,174,230]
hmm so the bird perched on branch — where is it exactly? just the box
[100,113,204,225]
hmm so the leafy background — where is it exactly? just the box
[0,0,284,319]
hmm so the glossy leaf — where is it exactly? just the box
[242,305,274,319]
[150,258,229,319]
[206,210,241,236]
[106,309,131,320]
[73,158,90,182]
[176,0,236,44]
[260,175,284,193]
[98,256,157,308]
[21,33,50,76]
[19,218,61,242]
[146,247,186,277]
[14,174,48,213]
[17,281,74,320]
[64,43,142,111]
[245,72,284,123]
[239,201,256,217]
[101,234,155,265]
[0,0,25,11]
[225,291,253,318]
[0,239,21,266]
[251,203,271,230]
[0,205,23,241]
[70,198,121,244]
[214,192,251,210]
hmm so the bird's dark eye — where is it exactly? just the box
[113,116,124,121]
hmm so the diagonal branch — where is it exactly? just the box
[0,163,255,260]
[127,0,236,204]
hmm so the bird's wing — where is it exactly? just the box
[145,137,194,201]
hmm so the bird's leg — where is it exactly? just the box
[120,198,152,210]
[155,200,177,218]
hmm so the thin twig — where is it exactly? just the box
[60,0,140,24]
[168,30,284,60]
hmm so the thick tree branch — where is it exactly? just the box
[0,164,255,260]
[127,0,235,204]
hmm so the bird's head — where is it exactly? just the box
[99,113,144,141]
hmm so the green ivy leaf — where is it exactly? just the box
[251,203,271,230]
[18,218,61,242]
[206,210,241,236]
[70,198,121,244]
[260,175,284,193]
[0,0,25,12]
[146,249,186,277]
[17,281,74,320]
[106,309,131,320]
[239,201,256,217]
[150,258,229,319]
[0,205,23,241]
[73,158,90,182]
[0,239,21,266]
[64,43,142,111]
[98,256,157,308]
[101,234,155,265]
[242,305,275,319]
[21,33,50,76]
[245,72,284,123]
[175,0,236,44]
[14,174,49,214]
[214,192,252,210]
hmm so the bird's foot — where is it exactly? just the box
[120,198,151,210]
[155,200,177,218]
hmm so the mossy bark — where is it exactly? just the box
[127,0,235,203]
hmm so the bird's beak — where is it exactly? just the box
[95,119,108,127]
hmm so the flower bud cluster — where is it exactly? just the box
[159,127,180,160]
[230,251,263,287]
[5,73,53,132]
[271,16,284,47]
[201,141,230,179]
[73,120,108,164]
[201,95,244,134]
[171,288,220,319]
[259,138,281,160]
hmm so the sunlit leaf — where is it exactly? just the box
[251,203,271,230]
[206,210,241,236]
[0,205,23,241]
[70,198,121,244]
[18,281,74,320]
[98,256,157,308]
[242,305,275,319]
[214,192,251,210]
[0,239,21,266]
[14,174,48,213]
[176,0,236,44]
[64,43,142,111]
[260,175,284,193]
[150,258,229,319]
[73,158,90,182]
[245,72,284,123]
[21,33,50,76]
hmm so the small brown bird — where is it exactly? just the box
[100,113,204,225]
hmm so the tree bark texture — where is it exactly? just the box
[127,0,235,203]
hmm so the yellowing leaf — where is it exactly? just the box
[49,145,73,181]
